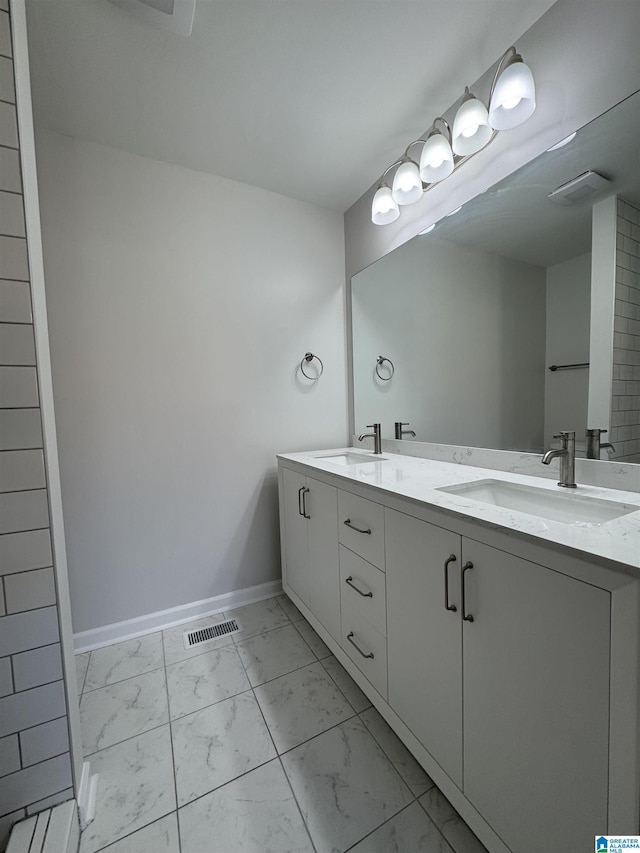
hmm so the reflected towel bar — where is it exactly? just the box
[548,362,589,371]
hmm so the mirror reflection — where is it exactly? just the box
[351,90,640,463]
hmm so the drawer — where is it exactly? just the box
[338,490,385,569]
[339,545,386,636]
[341,600,388,699]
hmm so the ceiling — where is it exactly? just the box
[24,0,556,212]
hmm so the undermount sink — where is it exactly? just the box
[437,479,639,525]
[317,452,388,466]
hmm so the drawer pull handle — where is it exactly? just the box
[343,519,372,535]
[461,561,474,623]
[347,632,374,659]
[301,487,310,519]
[345,576,373,598]
[297,486,305,517]
[444,554,457,613]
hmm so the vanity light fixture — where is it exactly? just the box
[371,45,536,225]
[452,88,492,155]
[419,119,455,183]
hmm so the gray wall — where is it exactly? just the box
[0,3,72,846]
[544,252,591,449]
[34,130,348,636]
[352,237,546,451]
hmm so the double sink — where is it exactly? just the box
[316,453,638,526]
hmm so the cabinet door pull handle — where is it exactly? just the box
[444,554,457,612]
[347,631,374,659]
[301,487,310,519]
[343,519,372,535]
[297,486,305,517]
[345,576,373,598]
[461,561,474,622]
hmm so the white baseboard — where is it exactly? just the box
[73,580,282,653]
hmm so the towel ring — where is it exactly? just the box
[375,356,394,381]
[300,352,324,380]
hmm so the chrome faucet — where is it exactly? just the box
[394,422,416,440]
[585,428,616,460]
[541,431,577,488]
[358,423,382,454]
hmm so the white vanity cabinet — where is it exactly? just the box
[385,509,463,786]
[461,539,609,853]
[281,467,340,642]
[386,509,610,853]
[278,454,640,853]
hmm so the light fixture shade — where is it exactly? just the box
[391,160,423,206]
[452,95,492,156]
[371,183,400,225]
[419,133,454,183]
[489,59,536,130]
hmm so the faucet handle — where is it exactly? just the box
[553,430,574,440]
[366,423,380,431]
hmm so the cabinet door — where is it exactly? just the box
[386,509,463,787]
[462,540,610,853]
[306,477,340,642]
[282,467,310,605]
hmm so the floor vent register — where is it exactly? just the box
[183,618,242,649]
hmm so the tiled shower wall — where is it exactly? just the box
[611,197,640,464]
[0,3,73,848]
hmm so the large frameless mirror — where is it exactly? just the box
[351,90,640,463]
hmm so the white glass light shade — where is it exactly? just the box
[391,160,423,206]
[489,59,536,130]
[371,183,400,225]
[419,133,454,183]
[452,96,492,156]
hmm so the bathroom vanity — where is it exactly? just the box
[277,448,640,853]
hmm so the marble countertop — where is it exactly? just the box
[277,448,640,571]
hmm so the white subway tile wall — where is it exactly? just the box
[611,198,640,463]
[0,7,72,847]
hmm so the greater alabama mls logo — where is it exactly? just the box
[597,838,640,851]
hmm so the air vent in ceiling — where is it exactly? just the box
[547,170,612,206]
[108,0,196,36]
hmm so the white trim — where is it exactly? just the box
[9,0,84,795]
[73,580,282,652]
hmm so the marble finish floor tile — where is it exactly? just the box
[294,620,331,659]
[166,644,249,719]
[321,655,371,713]
[278,594,304,622]
[84,633,164,691]
[419,788,489,853]
[75,652,90,695]
[254,661,356,753]
[282,716,413,853]
[79,726,176,853]
[92,813,179,853]
[178,760,314,853]
[227,597,290,640]
[171,690,277,806]
[360,707,434,797]
[236,623,316,686]
[81,668,168,755]
[348,802,454,853]
[162,613,233,667]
